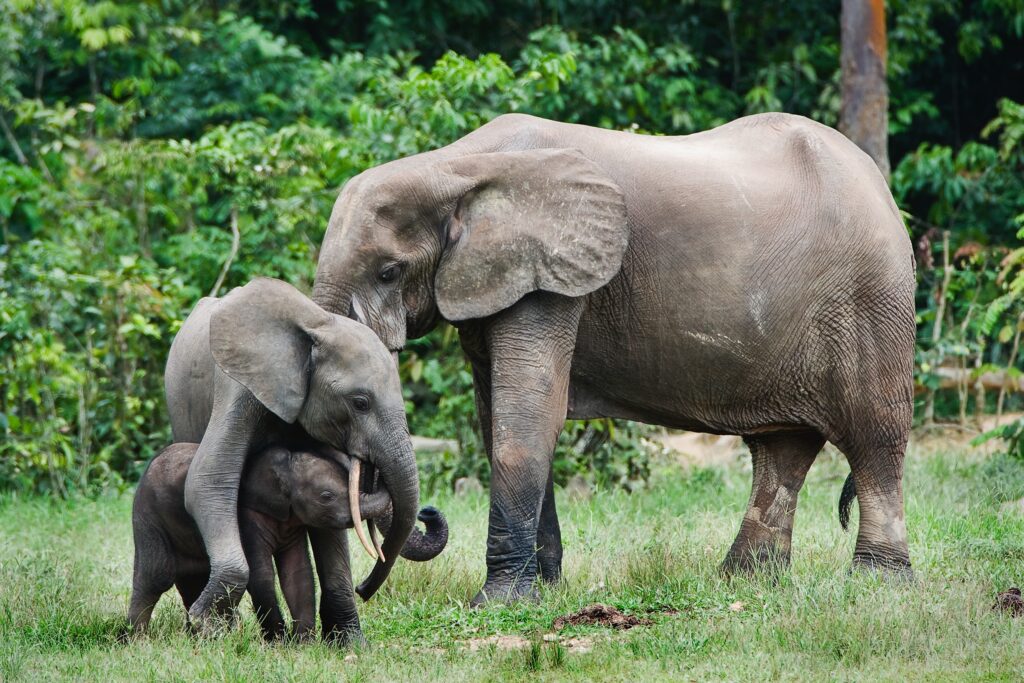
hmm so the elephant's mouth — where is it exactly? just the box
[322,448,392,560]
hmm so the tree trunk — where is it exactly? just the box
[839,0,890,182]
[916,367,1024,396]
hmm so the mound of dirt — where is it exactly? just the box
[993,587,1023,616]
[553,604,652,631]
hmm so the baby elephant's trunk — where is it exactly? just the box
[377,504,449,562]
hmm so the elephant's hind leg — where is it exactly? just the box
[128,531,175,633]
[834,405,912,576]
[722,431,824,575]
[176,574,206,612]
[535,464,563,584]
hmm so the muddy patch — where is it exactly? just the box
[553,604,652,631]
[993,587,1023,616]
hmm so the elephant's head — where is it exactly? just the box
[311,143,629,347]
[209,278,419,600]
[241,446,392,528]
[240,447,448,561]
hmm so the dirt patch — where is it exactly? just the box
[653,416,1024,467]
[650,431,745,468]
[459,633,600,654]
[543,634,597,653]
[908,413,1024,456]
[993,587,1023,616]
[999,498,1024,516]
[462,634,530,651]
[553,604,652,631]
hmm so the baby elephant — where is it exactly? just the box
[128,443,447,640]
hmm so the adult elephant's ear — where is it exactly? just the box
[209,277,331,423]
[434,148,628,321]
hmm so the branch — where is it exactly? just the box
[0,109,29,166]
[924,231,953,424]
[209,206,240,297]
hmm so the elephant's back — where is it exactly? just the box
[135,443,207,558]
[165,297,218,442]
[567,114,914,430]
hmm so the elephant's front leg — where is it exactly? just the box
[471,293,582,606]
[466,343,560,585]
[241,530,287,641]
[276,531,315,641]
[183,386,263,628]
[309,527,362,645]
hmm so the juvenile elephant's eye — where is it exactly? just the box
[352,395,371,412]
[378,263,400,283]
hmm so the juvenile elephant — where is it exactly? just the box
[164,277,419,640]
[128,443,448,639]
[311,112,916,604]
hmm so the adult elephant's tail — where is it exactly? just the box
[839,473,857,531]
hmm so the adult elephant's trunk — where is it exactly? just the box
[311,275,352,318]
[377,505,449,562]
[356,435,419,601]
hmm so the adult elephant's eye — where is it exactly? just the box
[378,263,400,283]
[320,491,335,502]
[352,395,371,412]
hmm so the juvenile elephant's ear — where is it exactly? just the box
[238,447,292,521]
[434,148,628,321]
[209,277,331,423]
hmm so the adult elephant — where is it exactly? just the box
[165,278,420,641]
[312,113,915,604]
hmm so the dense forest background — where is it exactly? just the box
[1,0,1023,496]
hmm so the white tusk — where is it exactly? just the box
[368,520,386,563]
[349,459,377,561]
[351,294,368,325]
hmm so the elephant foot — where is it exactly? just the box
[720,547,790,578]
[320,615,365,647]
[536,554,562,585]
[186,579,246,636]
[851,550,914,582]
[186,610,239,638]
[322,627,366,648]
[470,576,540,607]
[721,518,791,577]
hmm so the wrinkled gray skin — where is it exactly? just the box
[312,112,916,605]
[128,443,447,640]
[164,277,419,642]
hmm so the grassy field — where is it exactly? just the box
[2,438,1023,682]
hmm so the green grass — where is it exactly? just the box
[2,443,1023,682]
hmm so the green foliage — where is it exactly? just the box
[896,94,1024,430]
[0,240,186,495]
[3,1,1024,493]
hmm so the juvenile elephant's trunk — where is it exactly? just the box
[377,505,449,562]
[355,435,419,601]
